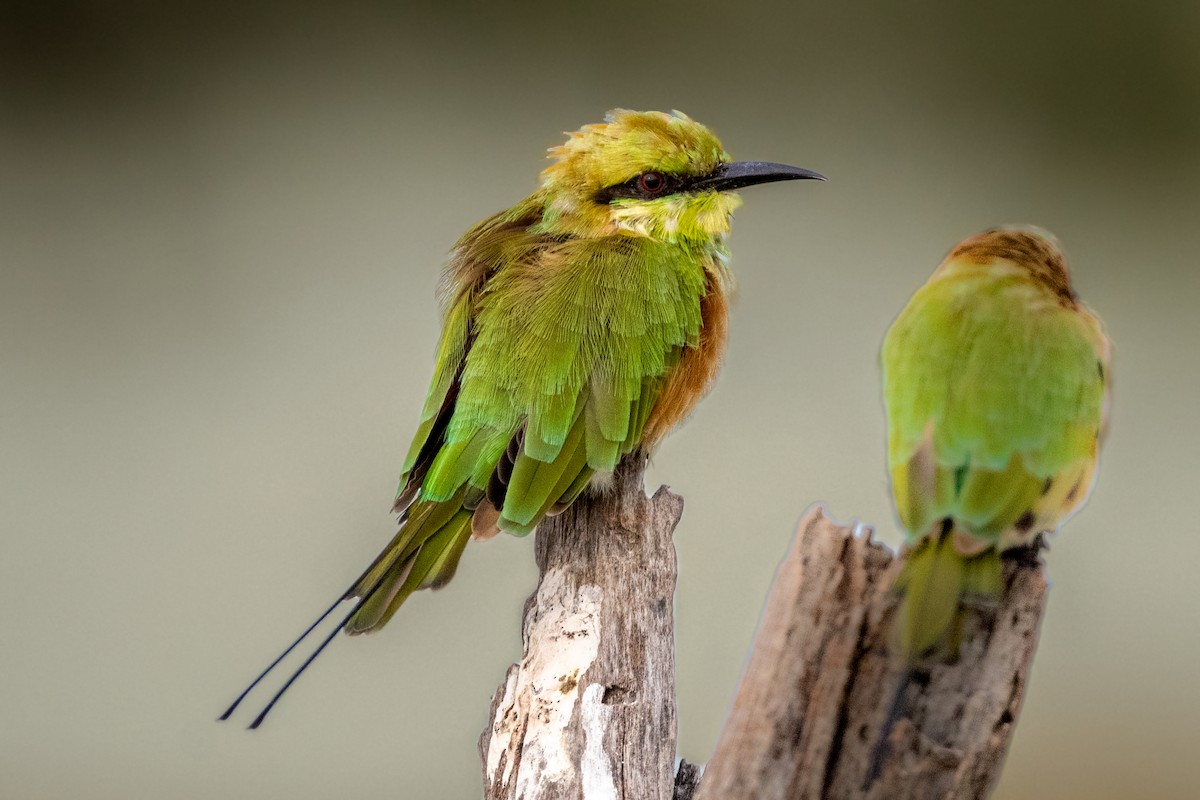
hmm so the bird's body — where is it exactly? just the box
[882,226,1110,662]
[864,226,1110,788]
[221,109,822,726]
[350,185,734,632]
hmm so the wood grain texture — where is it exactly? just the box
[694,506,1048,800]
[479,454,683,800]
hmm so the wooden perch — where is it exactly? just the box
[694,507,1048,800]
[478,473,1048,800]
[479,455,683,800]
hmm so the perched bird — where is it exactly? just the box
[220,109,823,727]
[883,226,1110,660]
[866,226,1111,783]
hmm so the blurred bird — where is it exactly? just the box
[867,226,1111,782]
[220,109,823,727]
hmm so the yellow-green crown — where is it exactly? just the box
[541,109,729,193]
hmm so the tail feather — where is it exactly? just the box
[344,552,418,635]
[216,591,350,723]
[894,526,962,662]
[217,494,478,726]
[865,520,1003,786]
[349,486,468,596]
[893,520,1002,663]
[420,512,475,590]
[346,505,474,634]
[220,413,598,725]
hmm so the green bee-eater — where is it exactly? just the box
[865,226,1111,786]
[220,109,823,727]
[883,226,1111,663]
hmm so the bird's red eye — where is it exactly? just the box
[638,172,666,195]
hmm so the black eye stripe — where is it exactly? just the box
[595,171,690,204]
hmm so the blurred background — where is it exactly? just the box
[3,1,1198,797]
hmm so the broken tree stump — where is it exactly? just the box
[693,506,1048,800]
[479,455,683,800]
[476,473,1048,800]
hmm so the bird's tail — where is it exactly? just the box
[217,494,474,727]
[344,496,475,634]
[892,519,1002,663]
[863,520,1003,787]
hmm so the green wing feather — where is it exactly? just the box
[347,208,712,632]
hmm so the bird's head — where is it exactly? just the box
[942,225,1077,303]
[535,109,822,242]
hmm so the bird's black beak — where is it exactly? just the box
[691,161,826,192]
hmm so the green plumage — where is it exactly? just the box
[442,234,706,483]
[219,109,823,728]
[345,111,753,634]
[348,212,715,631]
[881,227,1109,662]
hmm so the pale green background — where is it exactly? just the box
[3,1,1198,798]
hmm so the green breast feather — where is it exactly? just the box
[417,234,707,512]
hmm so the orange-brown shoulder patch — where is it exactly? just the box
[642,271,729,450]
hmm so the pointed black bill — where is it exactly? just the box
[691,161,826,192]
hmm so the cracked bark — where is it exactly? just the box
[692,507,1048,800]
[477,472,1046,800]
[479,454,682,800]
